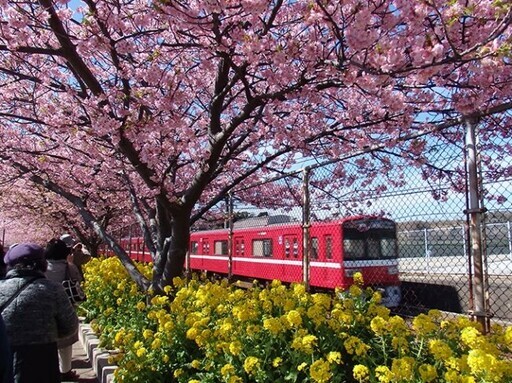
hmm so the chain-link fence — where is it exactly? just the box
[217,123,512,330]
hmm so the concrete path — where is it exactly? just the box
[62,339,99,383]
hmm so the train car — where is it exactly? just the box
[188,215,401,307]
[117,215,401,307]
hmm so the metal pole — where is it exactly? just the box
[302,167,311,291]
[424,228,430,272]
[462,225,467,257]
[227,193,234,279]
[508,221,512,260]
[128,225,133,259]
[464,117,488,332]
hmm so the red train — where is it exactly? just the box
[118,215,402,307]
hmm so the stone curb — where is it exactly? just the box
[78,321,118,383]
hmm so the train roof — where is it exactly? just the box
[190,215,394,236]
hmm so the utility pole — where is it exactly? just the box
[302,167,311,291]
[464,116,489,333]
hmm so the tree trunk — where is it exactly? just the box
[153,209,191,292]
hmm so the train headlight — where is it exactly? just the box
[387,265,399,275]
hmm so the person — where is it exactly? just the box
[0,244,6,279]
[0,243,78,383]
[59,234,91,278]
[45,239,82,382]
[0,315,13,383]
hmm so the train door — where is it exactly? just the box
[283,234,300,281]
[233,236,245,271]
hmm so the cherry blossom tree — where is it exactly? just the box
[0,179,121,256]
[0,0,510,290]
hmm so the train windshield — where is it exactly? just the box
[342,219,397,260]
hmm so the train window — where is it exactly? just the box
[325,236,333,259]
[381,238,396,258]
[214,240,228,255]
[343,238,365,260]
[285,238,291,258]
[344,236,397,260]
[311,237,318,259]
[253,239,272,257]
[190,241,199,255]
[293,238,299,258]
[202,241,210,254]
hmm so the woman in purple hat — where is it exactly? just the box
[0,243,78,383]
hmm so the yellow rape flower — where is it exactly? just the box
[353,364,370,382]
[150,338,161,350]
[287,310,303,327]
[310,359,332,383]
[391,336,409,353]
[375,365,393,383]
[243,356,260,375]
[344,336,369,356]
[135,347,146,357]
[263,317,282,335]
[349,284,363,297]
[228,340,242,355]
[293,283,306,296]
[221,363,235,377]
[327,351,342,364]
[429,339,453,360]
[467,349,494,376]
[143,329,153,339]
[460,327,483,349]
[504,326,512,348]
[388,315,408,335]
[418,364,438,382]
[186,327,199,340]
[273,357,282,367]
[391,357,415,381]
[413,313,437,335]
[370,316,387,336]
[353,272,364,286]
[312,293,332,309]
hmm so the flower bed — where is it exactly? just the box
[80,257,512,383]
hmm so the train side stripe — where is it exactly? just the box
[189,255,397,269]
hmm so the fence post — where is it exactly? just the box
[464,116,489,333]
[508,221,512,260]
[302,167,311,291]
[424,228,430,272]
[227,193,234,279]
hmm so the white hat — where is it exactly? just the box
[59,234,76,248]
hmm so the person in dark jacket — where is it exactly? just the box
[45,238,82,382]
[0,244,6,279]
[0,315,13,383]
[0,243,78,383]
